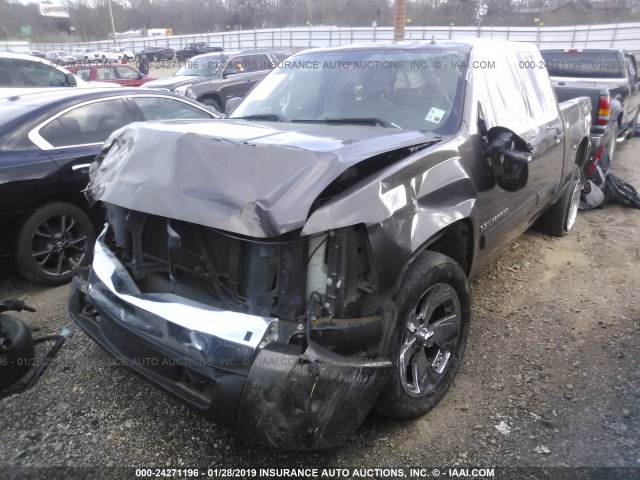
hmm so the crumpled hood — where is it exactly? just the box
[89,120,440,237]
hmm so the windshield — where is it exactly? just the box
[175,58,221,77]
[541,51,627,79]
[230,49,466,132]
[85,49,97,53]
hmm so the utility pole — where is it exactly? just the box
[108,0,117,45]
[394,0,406,41]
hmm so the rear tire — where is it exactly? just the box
[15,202,95,285]
[536,166,581,237]
[376,251,471,420]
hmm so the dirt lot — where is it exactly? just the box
[0,137,638,479]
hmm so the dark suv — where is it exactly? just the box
[143,49,291,112]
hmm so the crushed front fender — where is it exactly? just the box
[236,343,391,450]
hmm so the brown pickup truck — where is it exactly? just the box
[70,39,591,450]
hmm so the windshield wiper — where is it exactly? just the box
[237,114,287,122]
[293,118,400,128]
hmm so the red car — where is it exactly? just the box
[68,63,158,87]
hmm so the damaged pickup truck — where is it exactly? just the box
[69,40,591,450]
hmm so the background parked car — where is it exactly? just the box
[541,48,640,161]
[175,42,222,61]
[135,46,175,62]
[45,51,77,66]
[69,63,158,86]
[72,47,104,63]
[541,48,640,207]
[1,52,78,94]
[105,46,134,62]
[23,50,46,59]
[0,88,220,285]
[0,52,122,97]
[144,49,290,112]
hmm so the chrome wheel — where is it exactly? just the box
[566,178,581,231]
[399,283,461,397]
[30,213,88,278]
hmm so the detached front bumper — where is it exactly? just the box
[69,230,391,450]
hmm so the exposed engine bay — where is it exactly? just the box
[103,204,385,356]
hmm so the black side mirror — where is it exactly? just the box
[224,97,242,115]
[484,127,531,192]
[66,73,77,87]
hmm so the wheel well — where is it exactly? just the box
[575,138,589,168]
[389,218,474,298]
[426,219,474,276]
[19,193,93,226]
[198,93,222,108]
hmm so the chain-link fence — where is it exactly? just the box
[30,22,640,53]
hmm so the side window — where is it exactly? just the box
[39,119,71,147]
[39,99,135,147]
[244,54,271,72]
[132,97,212,120]
[5,59,68,87]
[114,66,139,79]
[0,61,13,86]
[273,52,290,63]
[76,67,91,81]
[96,67,115,80]
[223,56,246,76]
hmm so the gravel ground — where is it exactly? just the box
[0,137,639,479]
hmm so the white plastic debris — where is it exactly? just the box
[495,420,511,435]
[529,412,542,420]
[534,445,551,454]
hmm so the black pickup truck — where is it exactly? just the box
[70,40,590,450]
[175,42,222,61]
[541,48,640,170]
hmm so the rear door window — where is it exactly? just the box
[39,99,135,147]
[114,65,140,79]
[75,67,91,81]
[131,97,212,120]
[96,66,117,80]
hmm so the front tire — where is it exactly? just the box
[376,251,471,420]
[15,202,95,285]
